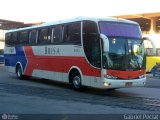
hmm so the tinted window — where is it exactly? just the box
[38,28,50,44]
[5,33,12,45]
[19,31,29,44]
[99,22,142,38]
[29,30,37,44]
[51,26,62,43]
[12,32,18,45]
[63,22,81,44]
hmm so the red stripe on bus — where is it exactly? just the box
[24,46,101,77]
[107,69,145,79]
[24,46,145,79]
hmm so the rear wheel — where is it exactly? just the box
[70,72,84,91]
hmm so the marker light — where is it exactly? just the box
[104,75,117,79]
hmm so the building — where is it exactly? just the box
[113,12,160,34]
[0,19,43,49]
[0,19,43,63]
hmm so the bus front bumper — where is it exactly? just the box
[102,77,146,89]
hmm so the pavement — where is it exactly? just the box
[0,63,160,120]
[145,73,160,89]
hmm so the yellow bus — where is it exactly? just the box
[143,34,160,72]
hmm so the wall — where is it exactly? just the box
[0,29,6,50]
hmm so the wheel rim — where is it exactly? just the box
[17,67,22,78]
[73,75,81,88]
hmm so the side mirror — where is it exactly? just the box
[100,34,109,52]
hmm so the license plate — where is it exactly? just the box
[125,82,132,87]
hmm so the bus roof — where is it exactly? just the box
[7,16,139,33]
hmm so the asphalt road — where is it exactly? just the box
[0,64,160,119]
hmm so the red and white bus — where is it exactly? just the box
[4,17,146,90]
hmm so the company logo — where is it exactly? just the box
[45,46,60,55]
[2,114,8,120]
[1,114,18,120]
[128,74,132,79]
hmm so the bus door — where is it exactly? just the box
[83,21,102,87]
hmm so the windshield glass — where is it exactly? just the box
[99,21,142,38]
[99,22,145,70]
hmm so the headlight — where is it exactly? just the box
[103,82,110,87]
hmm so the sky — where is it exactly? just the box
[1,0,160,23]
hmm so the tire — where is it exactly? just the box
[70,72,84,91]
[107,88,116,91]
[16,65,24,80]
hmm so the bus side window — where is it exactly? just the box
[5,33,12,46]
[29,30,38,45]
[143,40,155,56]
[63,22,81,44]
[51,26,62,43]
[19,31,29,45]
[38,28,50,44]
[12,32,18,45]
[157,48,160,56]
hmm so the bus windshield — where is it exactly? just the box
[99,22,146,70]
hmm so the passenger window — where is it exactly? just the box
[51,26,62,43]
[63,22,81,44]
[38,28,50,44]
[19,31,29,44]
[83,21,101,68]
[12,32,18,45]
[29,30,37,44]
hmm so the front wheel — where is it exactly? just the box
[16,65,24,80]
[71,73,85,91]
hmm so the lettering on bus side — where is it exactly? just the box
[45,46,60,55]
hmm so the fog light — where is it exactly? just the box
[103,82,110,87]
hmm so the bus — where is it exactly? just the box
[4,17,146,90]
[143,34,160,72]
